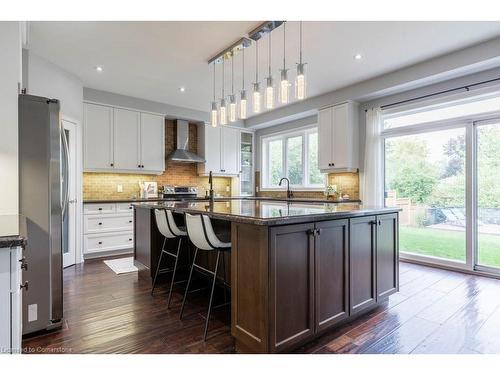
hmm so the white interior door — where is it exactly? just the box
[62,119,77,268]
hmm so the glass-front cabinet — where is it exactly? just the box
[239,131,254,196]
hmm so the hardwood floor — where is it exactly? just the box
[22,257,500,354]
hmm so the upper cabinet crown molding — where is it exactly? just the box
[318,101,359,173]
[83,102,165,174]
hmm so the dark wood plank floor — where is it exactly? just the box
[22,257,500,354]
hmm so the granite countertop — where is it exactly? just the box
[0,214,27,248]
[83,196,360,204]
[133,199,400,226]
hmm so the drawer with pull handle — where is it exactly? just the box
[84,203,115,214]
[116,203,135,212]
[84,214,134,234]
[84,232,134,254]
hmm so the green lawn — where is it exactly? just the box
[400,226,500,268]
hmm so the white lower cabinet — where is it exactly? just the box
[0,246,22,354]
[83,203,134,258]
[84,232,135,255]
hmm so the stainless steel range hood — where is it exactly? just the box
[167,119,206,163]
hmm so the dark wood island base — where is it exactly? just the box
[134,200,400,353]
[231,214,398,353]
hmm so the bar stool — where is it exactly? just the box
[180,213,231,341]
[152,209,188,308]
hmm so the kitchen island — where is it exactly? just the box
[133,199,400,353]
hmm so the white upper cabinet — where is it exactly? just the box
[318,101,359,172]
[220,126,240,175]
[198,124,241,176]
[140,113,165,172]
[84,103,114,169]
[113,108,141,170]
[201,124,222,173]
[83,102,165,174]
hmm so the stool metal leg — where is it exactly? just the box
[203,250,221,341]
[221,252,229,324]
[167,236,183,308]
[151,237,167,295]
[179,247,198,320]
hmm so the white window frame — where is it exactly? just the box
[261,125,325,191]
[381,91,500,277]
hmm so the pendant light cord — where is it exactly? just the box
[242,47,245,89]
[268,32,272,77]
[299,21,303,64]
[231,53,234,95]
[222,58,225,98]
[255,40,259,83]
[213,63,216,101]
[283,22,286,70]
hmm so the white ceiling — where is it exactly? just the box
[29,21,500,116]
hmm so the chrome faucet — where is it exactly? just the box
[208,171,215,202]
[279,177,293,199]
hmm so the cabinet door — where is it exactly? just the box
[318,107,333,170]
[332,103,349,168]
[114,108,141,170]
[349,216,377,315]
[270,223,315,352]
[204,125,221,173]
[84,103,114,170]
[140,113,165,172]
[221,126,240,174]
[315,219,349,332]
[376,213,399,300]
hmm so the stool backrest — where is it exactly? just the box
[154,209,176,239]
[185,213,221,251]
[166,210,186,236]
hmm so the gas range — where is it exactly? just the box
[160,186,198,199]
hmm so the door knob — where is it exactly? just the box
[20,281,29,291]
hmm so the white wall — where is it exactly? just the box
[25,51,83,123]
[0,22,21,216]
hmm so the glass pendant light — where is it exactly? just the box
[295,21,307,100]
[279,22,290,104]
[229,53,237,122]
[220,58,227,125]
[265,31,274,110]
[252,40,261,114]
[210,63,218,127]
[239,47,247,119]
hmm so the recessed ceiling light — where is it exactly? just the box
[179,87,186,92]
[354,54,362,60]
[95,66,103,72]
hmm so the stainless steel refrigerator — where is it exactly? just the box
[19,94,66,334]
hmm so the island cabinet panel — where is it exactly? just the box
[376,213,399,300]
[349,216,377,315]
[315,219,349,332]
[269,223,315,352]
[231,222,270,353]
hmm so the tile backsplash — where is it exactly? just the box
[255,171,360,200]
[83,120,233,200]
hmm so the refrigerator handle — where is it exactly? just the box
[61,125,70,217]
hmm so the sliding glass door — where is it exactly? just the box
[385,127,467,265]
[475,119,500,272]
[382,92,500,274]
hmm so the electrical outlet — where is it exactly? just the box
[256,186,259,193]
[28,304,37,322]
[117,184,123,193]
[226,186,230,192]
